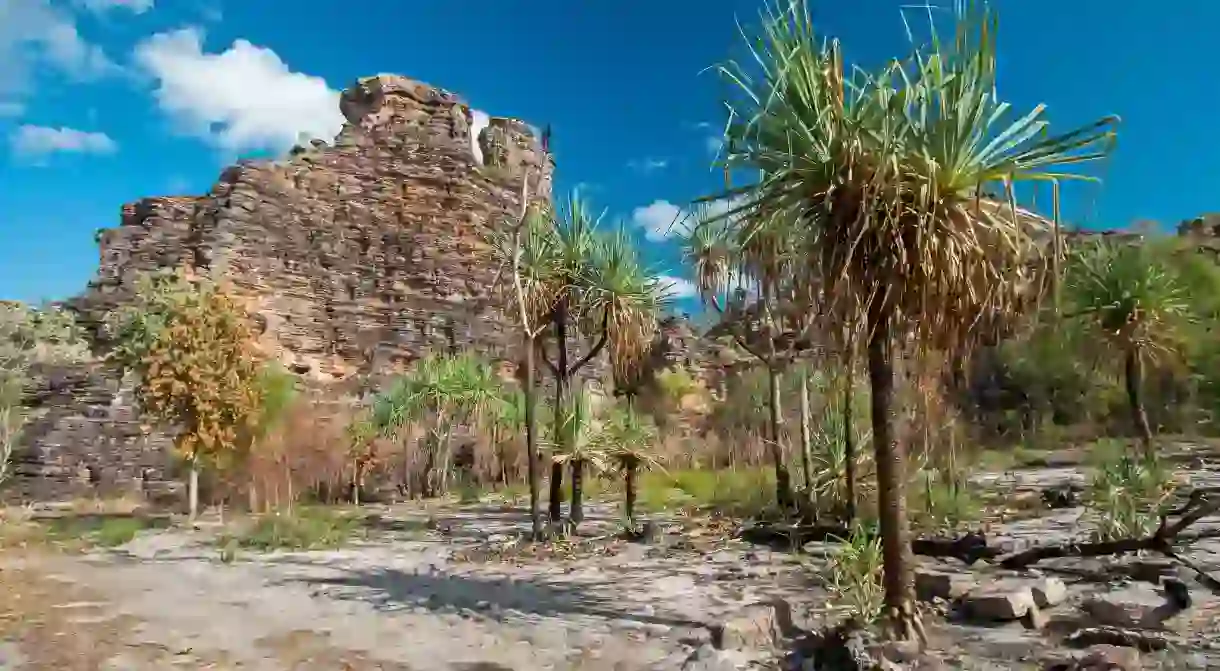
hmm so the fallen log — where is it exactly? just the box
[999,492,1220,580]
[739,522,1001,564]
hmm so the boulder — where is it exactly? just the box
[915,570,977,602]
[1032,576,1068,607]
[1081,584,1185,630]
[962,581,1036,621]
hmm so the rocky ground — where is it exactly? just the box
[4,446,1220,670]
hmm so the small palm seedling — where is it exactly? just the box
[600,404,665,529]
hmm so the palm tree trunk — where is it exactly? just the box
[867,303,916,639]
[524,334,542,539]
[1124,348,1154,459]
[570,459,585,525]
[798,367,813,497]
[844,349,857,522]
[624,459,638,525]
[766,365,794,510]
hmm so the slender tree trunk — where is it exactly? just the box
[549,298,571,522]
[248,479,259,513]
[867,303,916,639]
[570,459,585,525]
[524,334,542,539]
[798,366,813,496]
[188,458,199,522]
[352,459,362,506]
[1125,348,1154,459]
[844,350,857,522]
[766,365,794,510]
[624,459,637,525]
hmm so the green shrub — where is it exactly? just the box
[636,467,774,517]
[222,507,364,551]
[1087,440,1175,541]
[820,522,884,623]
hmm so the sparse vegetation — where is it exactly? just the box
[1086,441,1175,541]
[820,523,884,624]
[15,1,1220,665]
[219,506,366,552]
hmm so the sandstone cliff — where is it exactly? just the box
[9,75,558,502]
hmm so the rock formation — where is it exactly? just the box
[8,74,557,502]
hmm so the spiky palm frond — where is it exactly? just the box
[679,201,748,311]
[581,226,668,378]
[715,0,1118,349]
[546,388,610,472]
[371,353,503,437]
[600,405,666,473]
[1066,241,1191,360]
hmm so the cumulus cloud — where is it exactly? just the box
[631,200,685,241]
[76,0,154,13]
[631,196,746,242]
[133,28,344,153]
[11,124,117,158]
[657,275,698,300]
[0,0,119,99]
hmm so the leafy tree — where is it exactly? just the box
[681,200,803,509]
[1065,241,1190,457]
[244,363,300,511]
[104,269,197,370]
[345,412,378,506]
[713,0,1117,638]
[371,353,501,497]
[135,282,264,520]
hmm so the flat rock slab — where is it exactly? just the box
[962,580,1037,621]
[1081,584,1186,631]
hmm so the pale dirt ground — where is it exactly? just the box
[6,446,1220,670]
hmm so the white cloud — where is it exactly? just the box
[631,200,685,241]
[133,28,344,153]
[628,157,668,173]
[0,0,119,100]
[76,0,154,13]
[631,196,746,242]
[470,109,489,164]
[657,275,698,300]
[11,124,117,157]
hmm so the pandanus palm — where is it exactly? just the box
[1065,242,1190,458]
[371,353,501,498]
[713,0,1118,638]
[600,405,663,526]
[510,192,665,525]
[681,200,798,509]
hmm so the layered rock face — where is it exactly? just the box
[9,75,555,502]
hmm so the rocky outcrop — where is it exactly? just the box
[10,74,557,502]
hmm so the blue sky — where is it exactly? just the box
[0,0,1216,309]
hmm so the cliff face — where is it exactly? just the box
[9,75,555,502]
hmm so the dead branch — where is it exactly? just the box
[999,491,1220,571]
